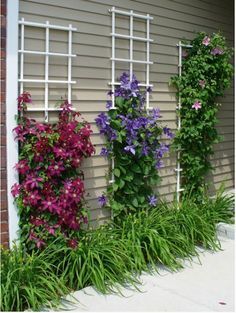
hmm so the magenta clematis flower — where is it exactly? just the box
[41,198,59,213]
[68,238,78,249]
[24,175,44,189]
[53,147,67,158]
[202,36,210,46]
[48,161,65,176]
[47,226,55,235]
[27,191,41,206]
[36,239,45,249]
[199,80,206,88]
[30,217,45,227]
[11,183,21,197]
[14,160,30,175]
[192,101,202,110]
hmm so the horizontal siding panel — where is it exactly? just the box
[19,0,234,225]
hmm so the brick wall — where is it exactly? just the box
[0,0,9,247]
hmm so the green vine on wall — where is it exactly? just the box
[171,32,233,198]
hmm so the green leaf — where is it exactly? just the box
[113,183,119,192]
[132,198,139,207]
[114,168,120,177]
[131,164,142,173]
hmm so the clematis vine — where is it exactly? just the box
[171,32,233,197]
[96,72,173,217]
[12,94,95,250]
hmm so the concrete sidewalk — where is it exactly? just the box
[63,226,234,312]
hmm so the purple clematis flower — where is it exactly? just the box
[95,112,110,129]
[98,195,107,207]
[163,127,174,139]
[148,195,158,206]
[152,108,161,120]
[124,145,136,155]
[100,147,109,157]
[155,160,164,169]
[106,100,112,109]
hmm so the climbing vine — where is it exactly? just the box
[95,73,172,218]
[171,32,233,197]
[12,93,95,249]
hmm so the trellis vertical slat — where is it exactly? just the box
[44,21,49,122]
[68,24,73,103]
[175,41,193,203]
[20,18,24,94]
[129,11,133,79]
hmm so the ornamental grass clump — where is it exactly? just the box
[171,32,233,197]
[0,244,70,312]
[95,73,173,217]
[42,226,140,294]
[12,93,95,250]
[1,190,233,311]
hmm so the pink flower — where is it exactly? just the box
[192,101,202,110]
[202,36,210,46]
[211,47,224,55]
[14,160,30,175]
[199,80,206,88]
[11,183,21,197]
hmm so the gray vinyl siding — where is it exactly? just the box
[19,0,234,225]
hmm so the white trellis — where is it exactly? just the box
[18,18,77,122]
[108,7,154,183]
[175,41,193,203]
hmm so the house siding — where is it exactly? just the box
[16,0,234,226]
[1,0,9,247]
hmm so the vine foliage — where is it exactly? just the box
[171,32,233,197]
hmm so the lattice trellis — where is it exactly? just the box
[18,18,77,122]
[175,41,193,203]
[108,7,154,183]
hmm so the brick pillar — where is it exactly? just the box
[0,0,9,247]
